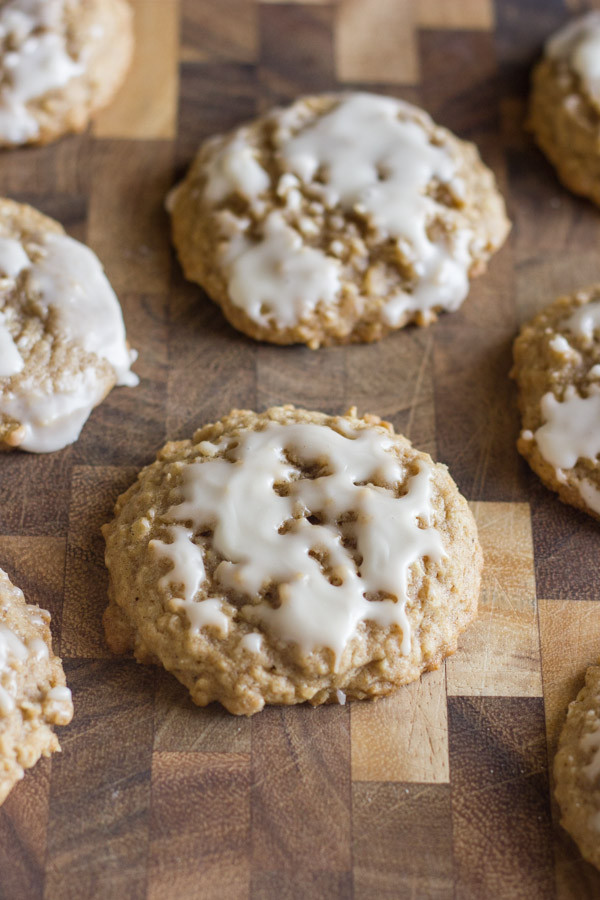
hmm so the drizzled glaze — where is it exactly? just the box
[150,421,445,663]
[547,11,600,107]
[0,231,138,452]
[0,0,84,144]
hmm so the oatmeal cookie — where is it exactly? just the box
[0,567,73,806]
[529,12,600,206]
[103,405,482,716]
[512,286,600,519]
[0,0,133,148]
[0,198,138,453]
[168,92,510,348]
[555,665,600,871]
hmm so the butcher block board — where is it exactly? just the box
[2,0,600,897]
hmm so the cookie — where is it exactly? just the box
[529,12,600,206]
[103,405,482,716]
[0,198,138,453]
[168,92,510,348]
[0,567,73,806]
[0,0,133,147]
[512,286,600,520]
[555,665,600,871]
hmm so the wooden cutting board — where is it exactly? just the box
[2,0,600,897]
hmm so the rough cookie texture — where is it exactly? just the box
[0,0,133,148]
[529,12,600,206]
[0,197,138,453]
[555,665,600,871]
[0,567,73,806]
[103,405,482,716]
[169,92,510,348]
[512,286,600,520]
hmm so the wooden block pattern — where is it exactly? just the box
[87,141,174,295]
[148,752,251,900]
[0,2,598,897]
[448,697,554,900]
[417,0,495,30]
[446,501,542,697]
[251,706,351,872]
[62,467,136,659]
[93,0,180,140]
[352,782,454,898]
[44,660,154,900]
[335,0,419,85]
[0,757,50,900]
[351,668,449,783]
[154,672,251,753]
[180,0,258,63]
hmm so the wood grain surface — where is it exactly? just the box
[1,1,600,897]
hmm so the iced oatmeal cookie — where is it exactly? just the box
[168,92,510,348]
[555,665,600,871]
[0,198,138,453]
[529,12,600,206]
[103,405,482,716]
[0,567,73,806]
[512,285,600,519]
[0,0,133,147]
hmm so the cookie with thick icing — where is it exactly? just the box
[555,665,600,871]
[529,12,600,207]
[0,0,133,147]
[103,405,482,716]
[168,92,510,348]
[0,198,138,453]
[512,286,600,520]
[0,567,73,806]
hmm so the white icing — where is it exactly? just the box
[204,133,270,204]
[280,93,472,324]
[0,366,109,453]
[47,684,71,702]
[225,211,342,327]
[565,299,600,342]
[150,524,229,636]
[549,334,575,356]
[0,0,84,144]
[579,478,600,515]
[535,387,600,469]
[0,232,137,452]
[156,421,445,664]
[28,233,137,386]
[28,636,48,661]
[240,632,262,654]
[0,236,29,277]
[547,12,600,106]
[336,688,346,705]
[0,312,23,376]
[0,623,29,715]
[0,619,71,718]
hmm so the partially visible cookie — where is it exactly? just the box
[103,405,482,716]
[529,12,600,206]
[555,665,600,870]
[512,286,600,519]
[0,198,138,453]
[168,92,510,348]
[0,0,133,148]
[0,567,73,806]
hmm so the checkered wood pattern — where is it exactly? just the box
[1,0,600,897]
